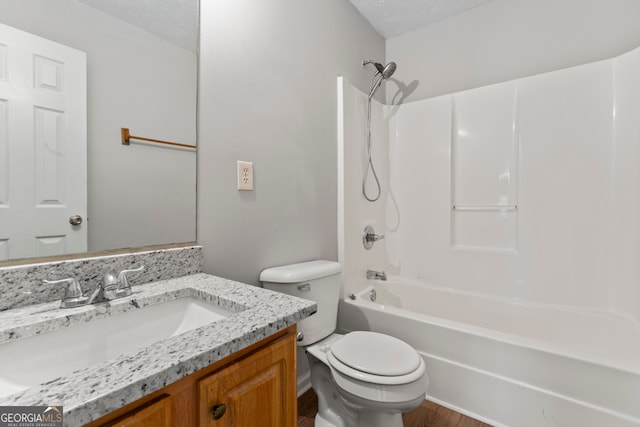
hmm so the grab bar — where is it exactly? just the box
[452,205,517,212]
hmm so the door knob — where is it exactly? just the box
[69,215,83,226]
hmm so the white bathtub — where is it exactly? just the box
[337,278,640,427]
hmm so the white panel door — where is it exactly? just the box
[0,23,86,261]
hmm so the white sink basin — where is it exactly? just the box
[0,297,234,398]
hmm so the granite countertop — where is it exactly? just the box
[0,273,316,426]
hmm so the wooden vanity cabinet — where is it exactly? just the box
[89,325,297,427]
[104,396,172,427]
[198,328,295,427]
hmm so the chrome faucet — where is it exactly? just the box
[87,272,118,304]
[366,270,387,281]
[89,266,145,303]
[45,265,145,308]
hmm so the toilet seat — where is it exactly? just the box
[327,331,425,385]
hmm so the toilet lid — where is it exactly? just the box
[329,331,421,376]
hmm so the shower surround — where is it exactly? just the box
[336,45,640,426]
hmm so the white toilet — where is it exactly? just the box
[260,260,428,427]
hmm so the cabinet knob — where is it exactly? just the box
[211,403,227,420]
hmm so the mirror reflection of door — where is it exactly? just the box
[0,22,87,261]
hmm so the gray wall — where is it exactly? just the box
[387,0,640,102]
[198,0,385,285]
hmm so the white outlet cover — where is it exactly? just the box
[237,161,254,191]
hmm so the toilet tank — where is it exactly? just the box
[260,260,342,346]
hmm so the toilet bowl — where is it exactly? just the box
[260,260,428,427]
[308,332,428,427]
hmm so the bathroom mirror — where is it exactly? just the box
[0,0,198,262]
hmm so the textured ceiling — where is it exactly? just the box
[76,0,493,51]
[77,0,198,52]
[349,0,496,39]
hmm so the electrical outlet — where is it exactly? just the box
[237,161,254,191]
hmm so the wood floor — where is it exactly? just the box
[297,389,492,427]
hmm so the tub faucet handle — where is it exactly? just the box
[363,225,385,250]
[366,232,385,242]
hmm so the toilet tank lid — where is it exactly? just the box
[260,260,342,283]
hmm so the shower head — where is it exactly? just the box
[363,60,398,99]
[380,62,397,79]
[363,60,397,79]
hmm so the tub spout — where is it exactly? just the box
[366,270,387,281]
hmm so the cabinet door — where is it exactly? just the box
[198,332,296,427]
[104,395,172,427]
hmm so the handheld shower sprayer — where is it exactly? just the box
[362,60,397,79]
[361,59,398,202]
[362,60,397,98]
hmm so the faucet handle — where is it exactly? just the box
[115,266,145,298]
[366,232,385,242]
[43,277,89,308]
[363,225,385,250]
